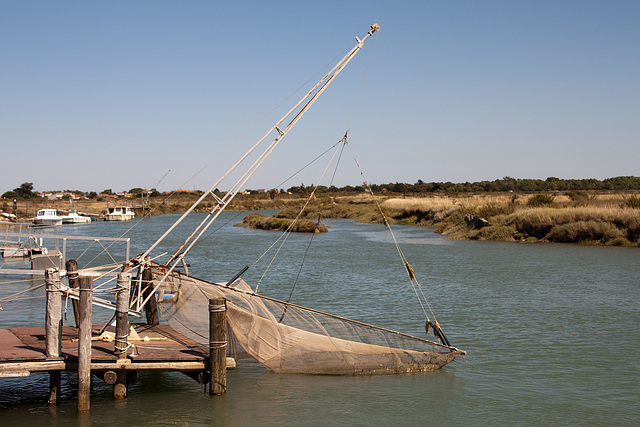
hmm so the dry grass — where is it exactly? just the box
[380,194,640,246]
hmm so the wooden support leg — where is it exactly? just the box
[48,371,61,405]
[209,298,227,395]
[45,269,62,406]
[77,274,93,413]
[114,370,127,399]
[45,268,62,358]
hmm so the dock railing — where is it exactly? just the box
[0,230,130,277]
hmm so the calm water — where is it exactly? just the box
[1,213,638,426]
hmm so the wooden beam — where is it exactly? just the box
[209,298,227,395]
[0,360,207,373]
[77,275,93,413]
[65,259,80,327]
[44,268,62,358]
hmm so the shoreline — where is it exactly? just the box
[2,191,639,247]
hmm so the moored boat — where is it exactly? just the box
[33,209,62,226]
[61,210,92,224]
[105,206,135,221]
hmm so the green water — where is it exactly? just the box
[1,214,638,425]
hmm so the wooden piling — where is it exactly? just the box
[65,259,80,327]
[77,274,93,413]
[114,272,131,358]
[44,268,62,405]
[209,298,227,395]
[113,271,131,399]
[48,372,61,406]
[141,268,159,325]
[45,268,62,358]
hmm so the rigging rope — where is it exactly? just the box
[253,142,343,293]
[278,215,321,323]
[343,140,439,325]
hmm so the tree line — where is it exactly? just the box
[286,176,640,194]
[1,183,162,199]
[4,176,640,200]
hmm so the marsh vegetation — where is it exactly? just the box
[381,192,640,246]
[3,187,639,246]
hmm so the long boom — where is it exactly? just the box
[133,24,380,312]
[138,23,380,264]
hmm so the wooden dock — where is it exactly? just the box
[0,323,208,377]
[0,266,229,410]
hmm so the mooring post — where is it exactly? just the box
[44,268,62,405]
[45,268,62,357]
[77,274,93,413]
[141,267,159,325]
[113,271,131,399]
[65,259,80,327]
[209,298,227,395]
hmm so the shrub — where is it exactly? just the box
[504,209,558,238]
[545,221,623,244]
[624,196,640,209]
[476,225,517,241]
[477,203,514,218]
[607,237,632,247]
[527,194,555,207]
[566,191,589,206]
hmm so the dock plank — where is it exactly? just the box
[0,324,208,373]
[0,329,48,362]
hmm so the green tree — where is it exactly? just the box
[14,182,35,198]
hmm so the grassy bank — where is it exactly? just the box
[381,193,640,247]
[4,191,639,246]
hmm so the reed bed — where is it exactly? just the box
[381,195,640,246]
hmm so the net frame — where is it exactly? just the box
[151,265,464,375]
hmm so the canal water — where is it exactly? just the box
[1,213,638,425]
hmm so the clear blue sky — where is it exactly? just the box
[2,0,638,194]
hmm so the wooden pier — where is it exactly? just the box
[0,323,208,377]
[0,266,229,410]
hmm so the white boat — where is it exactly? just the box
[33,209,62,226]
[61,210,91,224]
[0,243,29,257]
[105,206,135,221]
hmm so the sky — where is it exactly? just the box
[1,0,639,194]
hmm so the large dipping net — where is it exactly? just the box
[150,265,464,375]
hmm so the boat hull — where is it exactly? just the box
[105,214,134,221]
[62,215,91,224]
[1,246,29,257]
[33,218,62,226]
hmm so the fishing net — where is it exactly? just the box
[151,266,464,375]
